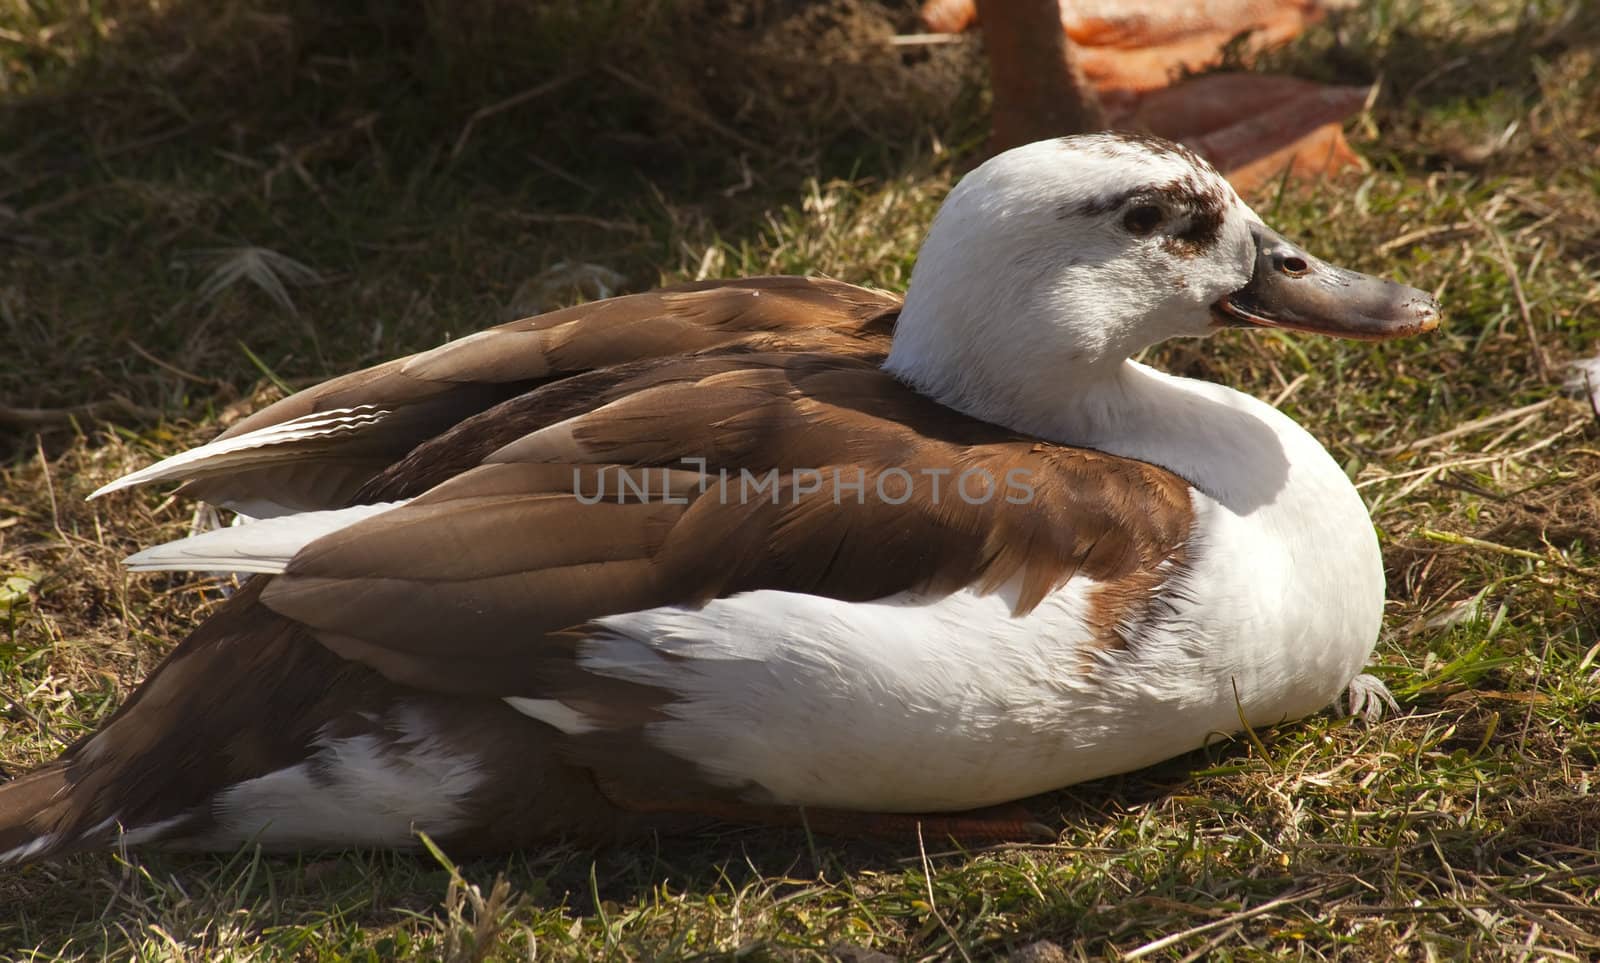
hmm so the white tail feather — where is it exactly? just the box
[124,502,408,575]
[90,406,391,501]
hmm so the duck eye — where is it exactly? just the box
[1123,204,1164,236]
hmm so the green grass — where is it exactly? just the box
[3,0,1600,958]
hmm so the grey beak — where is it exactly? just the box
[1212,224,1441,341]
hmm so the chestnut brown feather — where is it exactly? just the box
[183,276,900,513]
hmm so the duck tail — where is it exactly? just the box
[0,580,379,866]
[0,764,100,865]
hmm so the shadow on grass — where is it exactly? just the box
[0,749,1214,958]
[0,0,984,446]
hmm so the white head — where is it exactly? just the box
[885,133,1438,438]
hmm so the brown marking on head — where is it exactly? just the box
[1053,133,1232,259]
[1087,130,1221,179]
[1063,188,1136,220]
[1157,176,1229,258]
[1059,178,1229,261]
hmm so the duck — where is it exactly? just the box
[0,133,1438,863]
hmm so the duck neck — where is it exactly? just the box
[885,334,1311,519]
[884,326,1147,451]
[884,285,1152,448]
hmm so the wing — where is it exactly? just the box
[217,351,1198,695]
[93,277,899,516]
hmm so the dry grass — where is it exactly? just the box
[3,0,1599,958]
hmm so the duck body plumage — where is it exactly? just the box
[0,135,1435,863]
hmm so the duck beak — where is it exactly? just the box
[1211,224,1440,341]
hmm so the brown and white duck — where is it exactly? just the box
[0,133,1438,863]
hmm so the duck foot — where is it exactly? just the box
[1346,673,1400,723]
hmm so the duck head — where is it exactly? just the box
[886,132,1439,434]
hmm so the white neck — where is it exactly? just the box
[1042,361,1294,514]
[884,285,1140,441]
[888,341,1297,516]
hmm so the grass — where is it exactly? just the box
[2,0,1599,958]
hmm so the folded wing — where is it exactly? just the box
[96,276,898,516]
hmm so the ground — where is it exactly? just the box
[1,0,1598,959]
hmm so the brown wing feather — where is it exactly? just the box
[259,351,1194,696]
[185,277,898,512]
